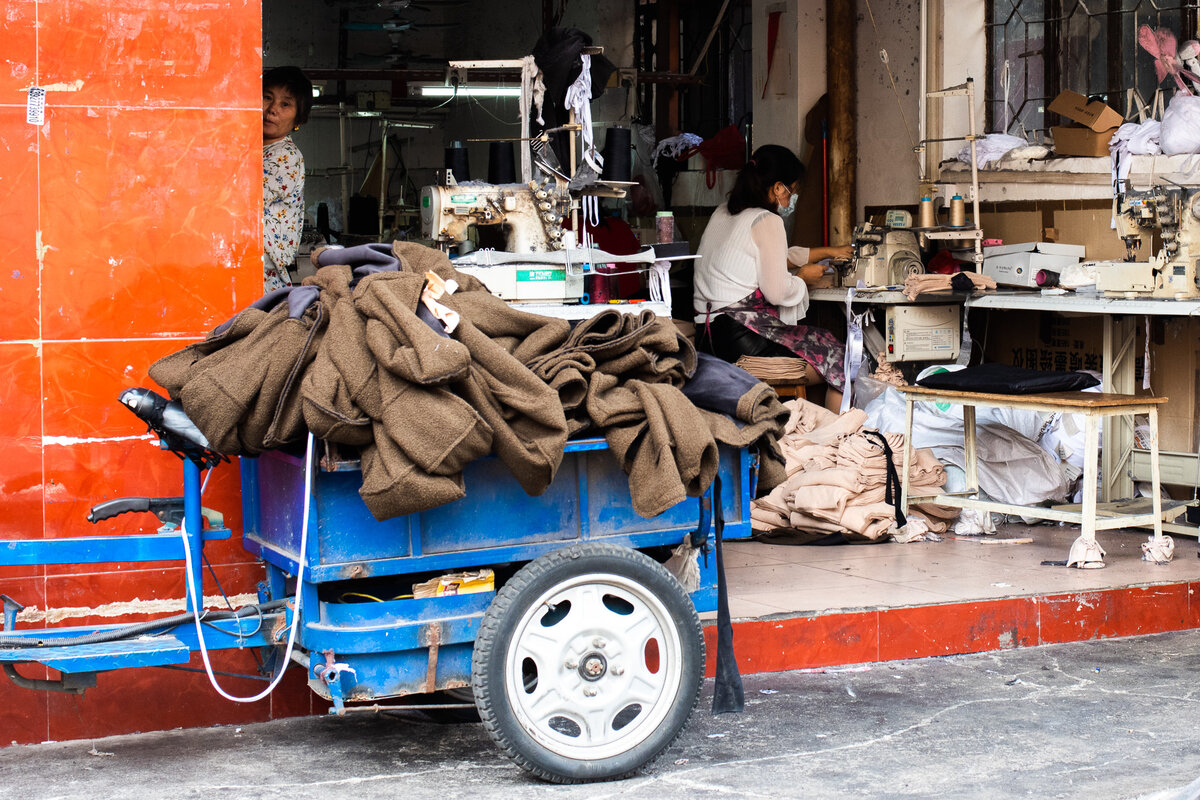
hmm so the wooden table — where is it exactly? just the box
[897,386,1184,565]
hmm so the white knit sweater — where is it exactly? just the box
[692,204,811,324]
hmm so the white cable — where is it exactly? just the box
[180,432,315,703]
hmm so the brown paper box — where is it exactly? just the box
[1048,91,1124,157]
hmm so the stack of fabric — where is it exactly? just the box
[527,317,788,517]
[733,355,814,386]
[751,400,958,543]
[149,241,788,522]
[902,271,996,301]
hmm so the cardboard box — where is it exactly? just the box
[982,242,1085,287]
[1048,91,1124,157]
[983,241,1086,258]
[982,309,1199,454]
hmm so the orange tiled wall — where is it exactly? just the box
[0,1,313,746]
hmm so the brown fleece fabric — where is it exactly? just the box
[302,247,566,518]
[592,378,719,517]
[150,239,782,523]
[149,297,327,455]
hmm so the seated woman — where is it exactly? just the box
[262,66,312,293]
[693,144,851,411]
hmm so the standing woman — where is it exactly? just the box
[693,144,852,411]
[262,66,312,292]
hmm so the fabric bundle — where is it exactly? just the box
[903,271,997,301]
[751,400,957,543]
[528,313,788,517]
[734,355,814,385]
[149,286,327,456]
[150,241,788,523]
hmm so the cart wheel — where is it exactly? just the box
[471,542,704,783]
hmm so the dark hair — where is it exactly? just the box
[263,66,313,125]
[727,144,804,214]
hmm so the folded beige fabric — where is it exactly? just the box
[735,355,814,385]
[903,271,997,301]
[750,397,960,542]
[871,354,907,386]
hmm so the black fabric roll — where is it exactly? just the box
[488,141,516,184]
[601,126,632,181]
[445,146,470,181]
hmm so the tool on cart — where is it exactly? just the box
[1095,185,1200,297]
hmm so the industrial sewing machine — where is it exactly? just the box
[836,221,924,287]
[420,170,572,254]
[1095,185,1200,298]
[419,170,585,301]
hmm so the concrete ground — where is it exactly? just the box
[4,630,1200,800]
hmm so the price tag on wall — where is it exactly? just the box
[26,87,45,125]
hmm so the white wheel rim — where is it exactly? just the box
[503,571,686,761]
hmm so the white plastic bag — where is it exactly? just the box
[1160,95,1200,154]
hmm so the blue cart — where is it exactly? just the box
[0,390,754,783]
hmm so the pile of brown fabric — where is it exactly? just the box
[150,285,327,456]
[751,400,958,543]
[528,314,788,517]
[733,355,814,385]
[150,241,787,522]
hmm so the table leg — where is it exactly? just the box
[1101,315,1136,501]
[1149,407,1163,544]
[901,397,914,512]
[963,404,978,494]
[1081,413,1100,555]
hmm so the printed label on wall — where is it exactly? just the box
[26,87,45,125]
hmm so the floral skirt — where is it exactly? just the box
[716,290,846,391]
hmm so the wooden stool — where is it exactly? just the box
[735,356,811,400]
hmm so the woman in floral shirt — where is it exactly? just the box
[262,66,312,292]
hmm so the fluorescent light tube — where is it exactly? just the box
[417,85,522,98]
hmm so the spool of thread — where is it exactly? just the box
[949,194,966,227]
[487,141,516,184]
[656,211,675,244]
[1035,269,1060,287]
[918,196,936,228]
[444,143,470,182]
[601,126,632,182]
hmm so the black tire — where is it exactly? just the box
[471,542,705,783]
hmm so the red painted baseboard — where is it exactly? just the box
[703,581,1200,677]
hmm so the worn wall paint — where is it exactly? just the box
[855,0,923,211]
[0,0,314,747]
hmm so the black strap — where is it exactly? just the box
[710,474,745,714]
[862,430,907,528]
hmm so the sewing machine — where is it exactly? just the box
[1095,185,1200,298]
[419,171,572,254]
[837,222,924,287]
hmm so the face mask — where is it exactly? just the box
[777,191,798,218]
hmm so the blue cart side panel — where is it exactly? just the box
[242,442,752,586]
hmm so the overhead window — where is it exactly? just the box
[986,0,1199,137]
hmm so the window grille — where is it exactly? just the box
[987,0,1199,137]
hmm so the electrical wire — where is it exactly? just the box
[180,432,315,703]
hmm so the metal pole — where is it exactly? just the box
[379,123,388,240]
[183,460,204,615]
[339,100,349,236]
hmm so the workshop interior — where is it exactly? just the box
[3,0,1200,776]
